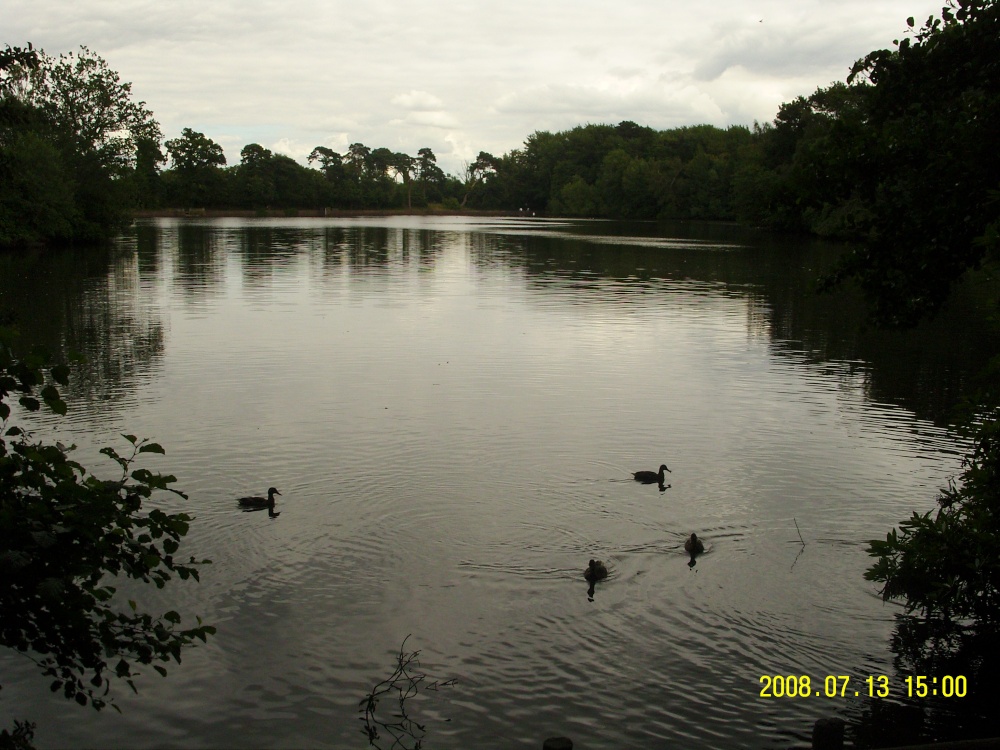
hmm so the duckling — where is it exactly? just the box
[237,487,281,509]
[632,464,671,484]
[684,533,705,555]
[584,559,609,581]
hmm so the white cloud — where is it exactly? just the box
[390,111,459,129]
[493,81,725,130]
[391,90,445,110]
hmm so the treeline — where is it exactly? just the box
[154,128,472,212]
[0,41,900,243]
[150,121,757,220]
[0,45,483,248]
[477,95,868,230]
[466,122,753,221]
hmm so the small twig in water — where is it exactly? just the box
[790,518,807,572]
[360,635,456,750]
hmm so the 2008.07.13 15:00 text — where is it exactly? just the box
[759,675,967,699]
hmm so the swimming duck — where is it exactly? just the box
[237,487,281,508]
[584,559,609,581]
[684,533,705,555]
[632,464,671,484]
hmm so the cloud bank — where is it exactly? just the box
[4,0,943,173]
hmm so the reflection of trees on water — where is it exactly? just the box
[175,223,227,294]
[464,222,999,427]
[846,615,999,747]
[316,226,448,271]
[159,223,451,289]
[152,222,228,302]
[0,242,166,412]
[4,218,994,429]
[65,258,165,407]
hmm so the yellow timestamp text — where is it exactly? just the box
[758,675,967,699]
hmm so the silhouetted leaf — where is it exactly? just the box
[50,364,70,385]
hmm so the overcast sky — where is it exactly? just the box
[6,0,944,175]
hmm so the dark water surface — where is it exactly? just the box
[1,216,993,748]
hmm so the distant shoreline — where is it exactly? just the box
[134,207,528,219]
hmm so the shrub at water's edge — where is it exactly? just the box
[0,324,214,742]
[846,0,1000,624]
[852,4,1000,740]
[867,410,1000,628]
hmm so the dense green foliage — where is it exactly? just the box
[852,0,1000,635]
[867,410,1000,625]
[0,45,160,246]
[0,327,214,716]
[730,82,877,237]
[824,1,998,327]
[860,399,1000,744]
[151,133,465,212]
[463,122,753,219]
[866,399,1000,646]
[141,120,756,218]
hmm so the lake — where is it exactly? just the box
[0,216,993,748]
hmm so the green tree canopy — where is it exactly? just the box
[0,44,161,244]
[164,127,226,172]
[828,0,1000,326]
[390,152,417,207]
[161,128,228,208]
[6,46,160,173]
[416,147,444,185]
[307,145,342,175]
[344,142,371,176]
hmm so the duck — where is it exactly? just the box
[632,464,671,484]
[584,559,609,581]
[684,533,705,556]
[237,487,282,508]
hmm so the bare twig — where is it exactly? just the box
[789,518,808,572]
[360,635,456,749]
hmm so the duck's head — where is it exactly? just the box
[660,464,671,473]
[268,487,282,497]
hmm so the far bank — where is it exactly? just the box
[134,207,531,219]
